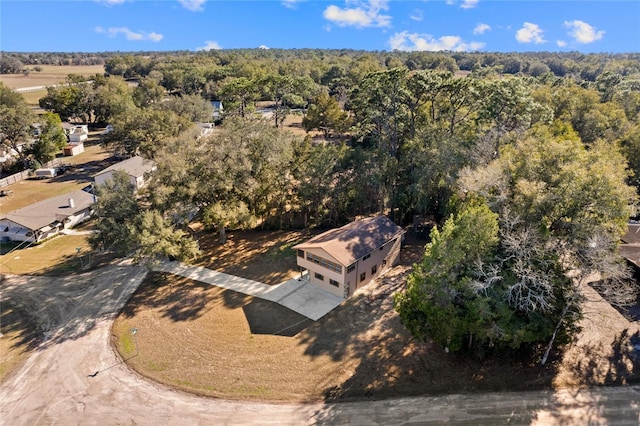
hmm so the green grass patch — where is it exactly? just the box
[119,333,137,357]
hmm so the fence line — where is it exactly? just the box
[0,158,62,188]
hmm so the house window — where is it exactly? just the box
[363,253,371,261]
[372,264,377,275]
[306,253,342,273]
[315,272,324,281]
[347,263,356,273]
[329,279,339,287]
[297,249,305,258]
[360,272,366,282]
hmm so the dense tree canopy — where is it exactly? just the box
[396,131,636,360]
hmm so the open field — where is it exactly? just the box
[1,65,104,109]
[0,65,105,90]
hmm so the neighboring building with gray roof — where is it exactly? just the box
[94,156,156,190]
[0,189,95,243]
[293,216,405,298]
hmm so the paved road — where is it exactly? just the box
[2,263,640,425]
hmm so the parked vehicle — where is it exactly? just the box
[34,168,57,179]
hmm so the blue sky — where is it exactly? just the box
[1,1,638,53]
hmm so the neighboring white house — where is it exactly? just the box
[68,125,89,144]
[293,216,405,299]
[0,189,95,243]
[94,156,156,190]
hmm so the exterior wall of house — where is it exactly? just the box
[0,219,36,242]
[0,219,59,243]
[62,208,92,229]
[348,235,402,296]
[134,175,145,189]
[296,248,345,297]
[296,234,403,298]
[69,133,88,143]
[0,208,92,243]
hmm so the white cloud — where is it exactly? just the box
[556,40,567,47]
[96,0,128,5]
[323,0,391,28]
[564,20,604,44]
[258,45,270,49]
[147,32,164,42]
[96,26,164,42]
[460,0,479,9]
[410,9,423,21]
[281,0,304,8]
[389,31,485,52]
[445,0,479,9]
[473,23,491,35]
[516,22,545,44]
[196,40,222,51]
[178,0,206,12]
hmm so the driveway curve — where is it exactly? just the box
[2,263,640,425]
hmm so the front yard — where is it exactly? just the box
[112,231,575,402]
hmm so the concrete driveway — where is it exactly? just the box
[2,263,640,424]
[152,261,343,320]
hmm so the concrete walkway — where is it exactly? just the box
[151,260,343,321]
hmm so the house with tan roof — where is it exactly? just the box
[0,189,95,243]
[94,156,156,190]
[293,216,405,298]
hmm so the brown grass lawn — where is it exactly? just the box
[0,65,105,90]
[112,233,573,402]
[0,234,91,275]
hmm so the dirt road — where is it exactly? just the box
[2,263,640,425]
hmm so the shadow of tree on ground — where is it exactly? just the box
[297,235,559,402]
[567,329,640,387]
[1,263,147,355]
[120,272,218,322]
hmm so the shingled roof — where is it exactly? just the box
[293,216,405,266]
[95,156,155,179]
[2,189,94,231]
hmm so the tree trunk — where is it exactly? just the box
[541,303,570,366]
[219,226,227,244]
